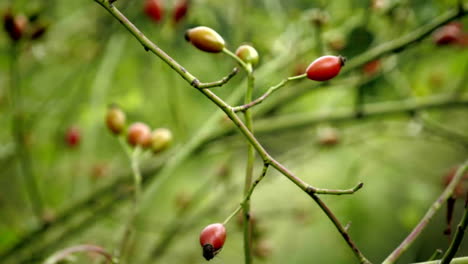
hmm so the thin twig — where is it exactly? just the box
[238,55,256,264]
[440,191,468,264]
[428,249,443,261]
[311,182,364,195]
[196,68,239,89]
[310,193,372,264]
[413,256,468,264]
[223,164,270,226]
[43,244,116,264]
[116,146,142,260]
[232,74,306,113]
[382,161,468,264]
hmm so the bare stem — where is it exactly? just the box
[440,190,468,264]
[428,249,443,261]
[413,257,468,264]
[43,244,116,264]
[382,161,468,264]
[310,193,372,264]
[223,164,270,226]
[312,182,364,195]
[116,146,143,260]
[243,68,255,264]
[232,74,307,113]
[197,68,239,89]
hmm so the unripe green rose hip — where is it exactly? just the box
[185,26,225,53]
[150,128,173,153]
[106,105,126,135]
[235,45,259,66]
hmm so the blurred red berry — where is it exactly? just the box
[199,223,226,260]
[317,126,340,146]
[173,0,189,24]
[456,33,468,47]
[362,59,381,76]
[144,0,164,23]
[127,122,151,147]
[65,127,81,148]
[432,22,463,46]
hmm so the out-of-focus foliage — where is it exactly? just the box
[0,0,467,263]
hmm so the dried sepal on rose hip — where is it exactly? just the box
[199,223,226,260]
[106,105,126,135]
[3,11,28,41]
[306,55,346,81]
[127,122,152,147]
[235,44,259,66]
[150,128,173,153]
[185,26,225,53]
[432,22,463,46]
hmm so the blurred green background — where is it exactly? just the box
[1,0,468,263]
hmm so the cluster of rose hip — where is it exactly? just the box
[3,9,47,42]
[105,105,173,153]
[144,0,189,24]
[184,25,346,260]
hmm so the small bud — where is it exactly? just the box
[235,44,259,66]
[317,126,340,146]
[106,105,126,135]
[127,122,151,147]
[309,9,329,27]
[150,128,173,153]
[185,26,225,53]
[326,33,346,52]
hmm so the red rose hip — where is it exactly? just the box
[306,55,345,81]
[173,0,189,24]
[65,127,80,147]
[199,223,226,260]
[127,122,151,147]
[144,0,164,22]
